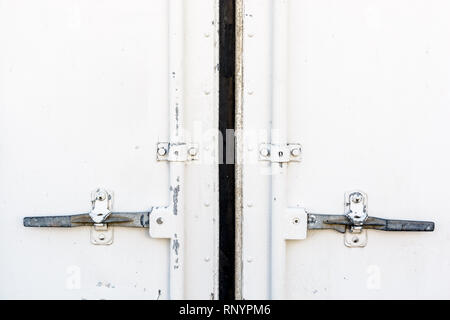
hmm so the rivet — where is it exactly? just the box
[204,257,210,262]
[204,202,210,207]
[204,33,210,38]
[98,234,105,241]
[156,217,164,225]
[248,33,254,38]
[247,203,253,208]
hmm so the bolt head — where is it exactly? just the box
[291,148,301,157]
[260,148,270,157]
[188,147,198,157]
[157,147,167,156]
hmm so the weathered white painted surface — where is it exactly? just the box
[239,0,450,299]
[0,0,219,299]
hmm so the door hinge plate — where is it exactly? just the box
[259,143,302,163]
[157,142,199,162]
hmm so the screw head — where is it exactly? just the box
[188,147,198,157]
[260,148,270,157]
[98,234,105,241]
[292,217,300,225]
[157,147,167,156]
[156,217,164,225]
[291,148,301,157]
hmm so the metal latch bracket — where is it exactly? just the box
[284,207,308,240]
[149,206,176,239]
[90,189,114,245]
[344,190,369,247]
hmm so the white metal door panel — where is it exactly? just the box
[238,0,450,299]
[0,0,218,299]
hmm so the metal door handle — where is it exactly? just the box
[307,214,434,233]
[23,189,151,245]
[23,212,150,228]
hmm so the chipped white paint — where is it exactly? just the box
[0,0,219,299]
[239,0,450,299]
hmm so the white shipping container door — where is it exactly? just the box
[238,0,450,299]
[0,0,219,299]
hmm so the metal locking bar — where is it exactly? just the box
[305,190,434,247]
[23,212,150,228]
[23,189,151,245]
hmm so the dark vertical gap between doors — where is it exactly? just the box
[219,0,235,301]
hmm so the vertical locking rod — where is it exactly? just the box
[168,0,185,299]
[270,0,289,300]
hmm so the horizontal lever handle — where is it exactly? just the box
[24,212,150,228]
[24,215,74,228]
[307,214,435,233]
[370,217,434,232]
